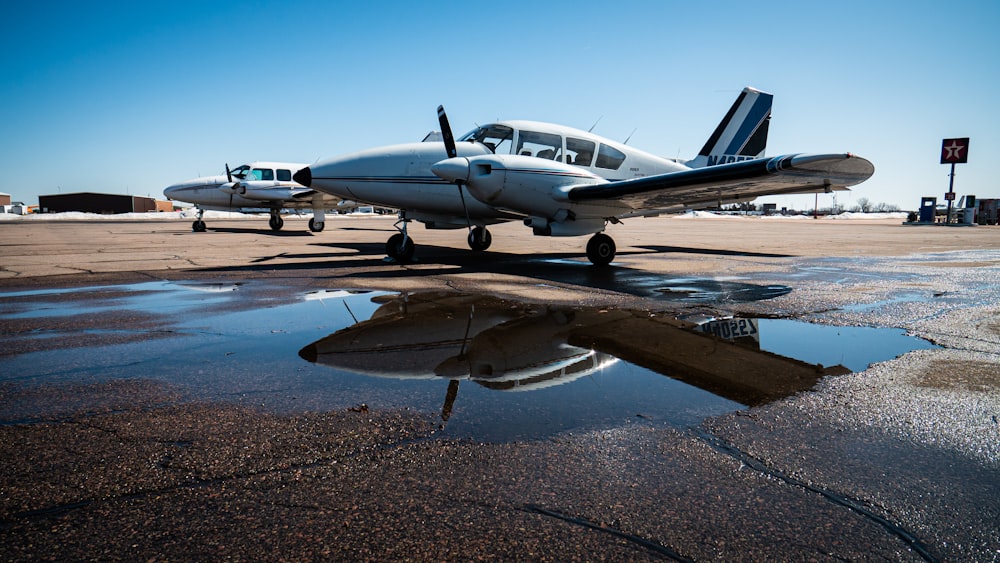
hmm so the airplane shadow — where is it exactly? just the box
[197,242,792,303]
[206,227,317,237]
[635,245,794,259]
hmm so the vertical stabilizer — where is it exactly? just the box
[687,87,772,168]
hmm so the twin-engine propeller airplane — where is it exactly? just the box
[293,87,875,265]
[164,161,349,233]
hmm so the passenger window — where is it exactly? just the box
[567,137,596,167]
[252,168,275,181]
[516,130,561,160]
[595,144,626,170]
[277,169,292,181]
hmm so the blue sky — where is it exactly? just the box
[2,0,997,210]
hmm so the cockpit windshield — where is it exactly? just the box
[458,124,514,154]
[229,165,251,180]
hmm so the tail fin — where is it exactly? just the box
[687,87,772,168]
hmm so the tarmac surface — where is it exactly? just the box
[1,215,998,561]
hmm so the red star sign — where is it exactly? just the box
[940,138,969,164]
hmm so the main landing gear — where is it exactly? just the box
[585,232,616,266]
[381,214,614,266]
[384,215,494,263]
[309,208,325,233]
[268,210,284,231]
[467,226,492,252]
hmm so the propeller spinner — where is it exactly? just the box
[220,163,246,196]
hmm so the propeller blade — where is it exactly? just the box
[437,105,472,232]
[225,163,232,183]
[437,105,457,159]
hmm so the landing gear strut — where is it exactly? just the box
[386,215,415,262]
[192,207,207,232]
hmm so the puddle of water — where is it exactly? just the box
[655,280,792,302]
[755,319,936,372]
[0,281,245,320]
[839,292,932,314]
[1,285,937,442]
[298,292,938,440]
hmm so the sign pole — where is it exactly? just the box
[947,162,955,223]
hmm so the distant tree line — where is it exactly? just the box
[712,198,900,215]
[849,197,900,213]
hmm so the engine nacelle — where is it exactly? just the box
[454,155,603,216]
[526,216,606,237]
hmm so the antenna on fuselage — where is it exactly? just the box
[587,116,603,133]
[623,128,637,145]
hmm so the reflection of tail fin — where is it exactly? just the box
[687,87,772,168]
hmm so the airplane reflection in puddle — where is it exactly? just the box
[299,292,846,423]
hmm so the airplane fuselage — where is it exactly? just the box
[164,161,312,210]
[164,175,308,210]
[302,120,689,229]
[164,161,344,232]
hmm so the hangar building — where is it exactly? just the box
[38,192,159,214]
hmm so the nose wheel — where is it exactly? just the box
[192,207,207,232]
[308,218,325,232]
[386,233,415,261]
[386,215,416,262]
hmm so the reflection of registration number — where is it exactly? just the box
[699,318,759,342]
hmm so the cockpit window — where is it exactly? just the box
[566,137,596,166]
[249,168,275,181]
[595,144,626,170]
[277,169,292,181]
[516,130,561,159]
[229,165,250,180]
[459,124,514,154]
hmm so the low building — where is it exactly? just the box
[0,192,10,206]
[37,192,158,214]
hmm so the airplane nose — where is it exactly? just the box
[293,167,312,187]
[431,157,470,183]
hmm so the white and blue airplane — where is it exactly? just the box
[164,161,349,233]
[293,87,874,264]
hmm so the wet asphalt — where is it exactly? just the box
[1,218,998,561]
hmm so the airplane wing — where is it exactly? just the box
[568,153,874,211]
[279,189,348,210]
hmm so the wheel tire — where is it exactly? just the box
[468,226,492,251]
[309,218,324,232]
[192,220,206,232]
[269,215,284,231]
[586,233,616,266]
[386,233,415,261]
